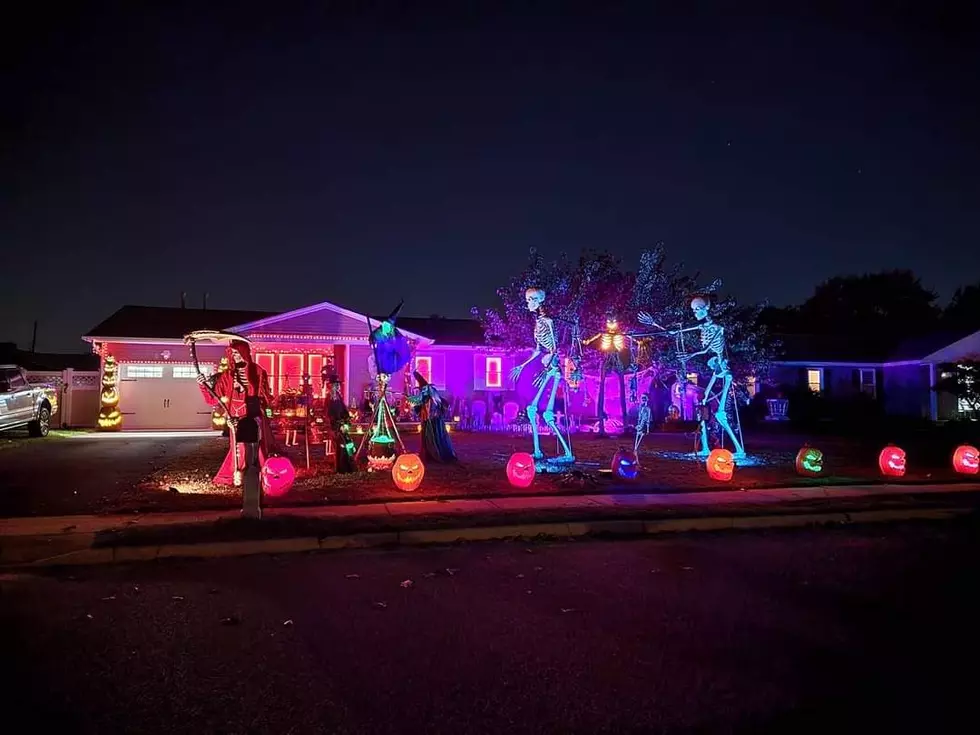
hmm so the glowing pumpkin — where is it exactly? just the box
[952,444,979,475]
[611,448,639,480]
[878,446,906,477]
[392,452,425,491]
[506,452,536,488]
[795,446,824,476]
[706,448,735,482]
[261,455,296,497]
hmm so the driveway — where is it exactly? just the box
[0,433,216,517]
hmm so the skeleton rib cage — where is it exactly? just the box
[699,322,725,357]
[534,316,558,353]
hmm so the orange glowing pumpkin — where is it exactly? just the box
[706,448,735,482]
[392,452,425,491]
[952,444,979,475]
[506,452,536,488]
[878,445,906,477]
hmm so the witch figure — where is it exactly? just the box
[409,372,457,463]
[369,300,413,376]
[325,375,357,473]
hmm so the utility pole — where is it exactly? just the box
[203,292,209,310]
[180,292,187,309]
[31,321,37,354]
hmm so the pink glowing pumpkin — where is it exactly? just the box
[506,452,536,488]
[261,455,296,497]
[878,446,906,478]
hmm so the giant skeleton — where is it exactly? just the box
[637,296,745,457]
[510,288,575,466]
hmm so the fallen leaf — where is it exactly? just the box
[373,601,388,610]
[208,588,219,594]
[533,566,544,572]
[650,569,660,574]
[681,566,694,571]
[524,548,534,554]
[283,619,294,626]
[101,595,116,601]
[86,614,93,619]
[220,615,241,626]
[172,595,185,601]
[560,608,576,614]
[422,572,436,579]
[400,579,414,588]
[345,574,360,580]
[445,568,459,576]
[516,574,525,579]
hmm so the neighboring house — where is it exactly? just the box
[82,302,514,431]
[769,328,980,421]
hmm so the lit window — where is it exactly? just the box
[859,368,876,399]
[278,354,303,394]
[125,365,163,379]
[686,372,698,385]
[415,356,432,385]
[745,376,758,397]
[255,353,275,389]
[807,369,823,393]
[486,357,502,388]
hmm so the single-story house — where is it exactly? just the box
[83,302,517,431]
[769,328,980,421]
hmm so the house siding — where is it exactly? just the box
[101,341,225,365]
[242,309,376,339]
[882,364,932,418]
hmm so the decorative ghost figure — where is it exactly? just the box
[706,448,735,482]
[261,456,296,497]
[878,446,906,477]
[392,452,425,491]
[952,444,979,475]
[506,452,536,488]
[795,447,824,476]
[611,448,639,480]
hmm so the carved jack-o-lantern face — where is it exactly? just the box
[952,445,979,475]
[795,447,824,476]
[612,448,639,480]
[261,456,296,497]
[392,453,425,491]
[506,452,536,488]
[101,387,119,406]
[878,446,906,477]
[706,448,735,481]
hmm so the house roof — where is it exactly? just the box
[85,305,488,346]
[84,306,279,340]
[0,342,99,371]
[774,326,980,365]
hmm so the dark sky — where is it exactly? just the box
[4,1,978,352]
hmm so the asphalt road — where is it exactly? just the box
[3,521,979,734]
[0,434,210,516]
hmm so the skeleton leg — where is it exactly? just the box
[714,372,745,456]
[541,373,574,461]
[618,371,627,430]
[597,360,608,436]
[526,371,552,459]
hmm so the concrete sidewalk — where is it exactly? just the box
[2,482,978,567]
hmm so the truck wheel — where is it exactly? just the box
[28,406,51,437]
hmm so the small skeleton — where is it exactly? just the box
[637,297,745,457]
[633,393,652,460]
[510,288,574,464]
[583,312,637,436]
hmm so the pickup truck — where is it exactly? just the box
[0,365,58,437]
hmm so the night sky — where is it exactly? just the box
[4,1,978,352]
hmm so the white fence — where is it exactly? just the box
[26,369,101,428]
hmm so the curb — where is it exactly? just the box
[2,505,974,568]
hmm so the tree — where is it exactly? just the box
[794,270,941,337]
[933,359,980,416]
[943,282,980,332]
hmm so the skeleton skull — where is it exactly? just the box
[525,288,546,312]
[691,297,710,321]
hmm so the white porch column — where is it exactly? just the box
[928,363,938,421]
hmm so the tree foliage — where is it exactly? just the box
[943,282,980,331]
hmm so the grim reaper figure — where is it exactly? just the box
[510,287,574,466]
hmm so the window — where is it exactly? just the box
[278,354,303,394]
[807,368,823,393]
[5,369,26,389]
[125,365,163,379]
[859,368,876,399]
[172,365,213,378]
[485,357,502,388]
[415,356,432,385]
[745,376,758,398]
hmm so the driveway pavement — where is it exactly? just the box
[2,521,977,734]
[0,434,214,517]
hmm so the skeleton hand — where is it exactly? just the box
[637,311,656,327]
[532,369,549,388]
[509,364,524,382]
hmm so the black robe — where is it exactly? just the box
[327,398,357,473]
[415,390,457,464]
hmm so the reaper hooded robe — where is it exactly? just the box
[409,372,457,464]
[199,341,273,485]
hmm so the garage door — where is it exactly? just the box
[119,363,214,430]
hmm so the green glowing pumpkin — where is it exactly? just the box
[795,447,824,476]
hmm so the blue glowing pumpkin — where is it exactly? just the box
[612,448,639,480]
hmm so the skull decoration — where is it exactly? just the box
[506,452,536,488]
[611,448,639,480]
[952,444,979,475]
[261,455,296,497]
[691,297,710,321]
[878,445,907,477]
[392,452,425,491]
[706,448,735,482]
[795,446,824,476]
[525,288,546,313]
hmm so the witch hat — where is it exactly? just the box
[414,371,430,389]
[384,299,404,324]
